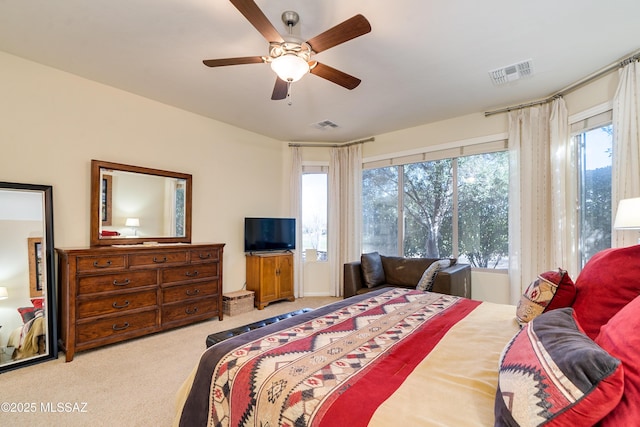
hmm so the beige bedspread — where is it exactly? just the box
[8,315,46,360]
[369,301,519,427]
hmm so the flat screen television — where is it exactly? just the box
[244,217,296,253]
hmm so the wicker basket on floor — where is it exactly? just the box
[223,290,255,316]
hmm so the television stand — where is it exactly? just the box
[245,252,294,309]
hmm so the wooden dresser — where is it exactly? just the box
[56,243,224,362]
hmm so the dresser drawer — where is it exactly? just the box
[129,250,187,267]
[77,289,157,318]
[76,309,158,344]
[77,270,157,295]
[190,247,220,264]
[77,255,126,272]
[162,280,219,304]
[161,263,219,284]
[162,296,218,322]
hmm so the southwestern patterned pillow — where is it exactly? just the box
[495,308,624,427]
[516,268,576,324]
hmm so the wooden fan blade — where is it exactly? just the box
[230,0,284,43]
[306,14,371,53]
[310,62,361,90]
[202,56,264,67]
[271,77,288,100]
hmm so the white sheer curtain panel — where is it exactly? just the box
[328,144,363,296]
[549,97,578,277]
[508,102,557,304]
[289,147,303,297]
[612,60,640,247]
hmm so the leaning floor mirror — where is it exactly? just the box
[0,182,57,372]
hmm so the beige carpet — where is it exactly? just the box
[1,296,339,427]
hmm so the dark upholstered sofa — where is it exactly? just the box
[343,254,472,299]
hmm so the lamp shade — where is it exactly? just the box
[270,54,309,82]
[125,218,140,227]
[614,198,640,229]
[0,287,8,300]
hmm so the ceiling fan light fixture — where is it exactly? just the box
[270,53,309,82]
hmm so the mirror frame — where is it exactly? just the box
[0,181,58,373]
[90,160,192,247]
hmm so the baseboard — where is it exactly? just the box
[300,292,335,297]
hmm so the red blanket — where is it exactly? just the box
[178,288,491,427]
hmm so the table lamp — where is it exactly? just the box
[0,287,8,300]
[125,217,140,236]
[614,197,640,244]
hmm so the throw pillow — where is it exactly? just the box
[361,252,385,288]
[596,295,640,426]
[416,259,451,292]
[515,268,576,324]
[17,306,37,323]
[495,308,624,427]
[572,244,640,339]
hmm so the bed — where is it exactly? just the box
[7,304,46,360]
[174,245,640,427]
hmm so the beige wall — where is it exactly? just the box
[0,51,287,292]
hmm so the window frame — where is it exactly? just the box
[362,136,509,272]
[301,164,329,262]
[569,104,614,270]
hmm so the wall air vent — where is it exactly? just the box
[488,59,533,86]
[311,120,339,130]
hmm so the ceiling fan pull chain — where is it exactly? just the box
[287,81,293,106]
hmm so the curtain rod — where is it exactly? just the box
[484,49,640,117]
[289,137,375,148]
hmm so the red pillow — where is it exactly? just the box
[572,245,640,339]
[31,298,44,309]
[516,269,576,323]
[596,295,640,426]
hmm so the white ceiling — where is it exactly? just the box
[1,1,639,143]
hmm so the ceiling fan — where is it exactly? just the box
[203,0,371,102]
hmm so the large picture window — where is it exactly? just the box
[363,145,509,269]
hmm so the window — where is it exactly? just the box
[457,152,509,268]
[363,145,509,269]
[574,115,613,268]
[362,166,398,255]
[403,159,453,258]
[301,170,328,261]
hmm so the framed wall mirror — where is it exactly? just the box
[0,182,58,372]
[90,160,192,246]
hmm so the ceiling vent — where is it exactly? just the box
[488,59,533,85]
[312,120,339,130]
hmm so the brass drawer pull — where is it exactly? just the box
[186,289,200,296]
[112,279,130,287]
[198,253,211,260]
[153,256,167,263]
[185,270,199,277]
[112,322,130,331]
[112,300,130,309]
[185,307,198,315]
[93,260,112,268]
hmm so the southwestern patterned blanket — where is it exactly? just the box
[175,288,519,427]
